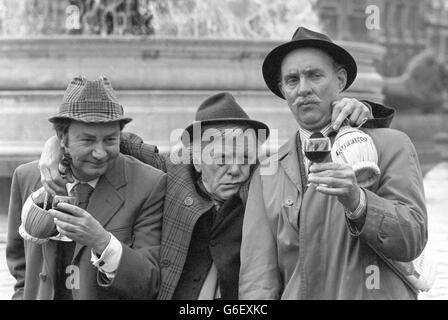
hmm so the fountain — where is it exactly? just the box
[1,0,446,301]
[0,0,385,215]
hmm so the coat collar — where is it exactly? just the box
[166,162,214,220]
[278,131,303,193]
[72,154,126,261]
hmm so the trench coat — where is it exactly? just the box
[239,128,427,299]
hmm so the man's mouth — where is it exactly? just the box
[223,182,242,187]
[298,100,319,107]
[87,161,107,167]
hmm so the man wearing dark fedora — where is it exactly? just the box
[156,92,269,299]
[239,27,427,299]
[37,86,393,299]
[116,92,270,300]
[36,91,268,299]
[7,76,166,299]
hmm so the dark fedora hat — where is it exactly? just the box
[49,76,132,124]
[262,26,357,99]
[182,92,270,145]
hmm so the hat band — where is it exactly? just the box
[54,101,126,122]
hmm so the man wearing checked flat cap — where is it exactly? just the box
[239,27,427,299]
[7,76,166,299]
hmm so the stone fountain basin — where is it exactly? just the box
[0,36,385,177]
[0,36,384,92]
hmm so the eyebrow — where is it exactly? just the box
[77,133,96,138]
[77,132,118,139]
[284,67,324,77]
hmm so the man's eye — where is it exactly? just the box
[106,137,118,143]
[81,138,94,142]
[285,77,298,85]
[310,73,322,79]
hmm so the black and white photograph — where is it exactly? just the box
[0,0,447,306]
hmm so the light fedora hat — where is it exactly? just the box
[182,92,270,145]
[262,26,358,99]
[49,76,132,124]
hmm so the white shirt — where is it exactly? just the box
[198,263,221,300]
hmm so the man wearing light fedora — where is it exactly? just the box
[7,76,166,299]
[37,86,393,299]
[239,27,427,299]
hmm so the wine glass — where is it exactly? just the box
[304,132,331,187]
[50,195,78,242]
[304,132,331,163]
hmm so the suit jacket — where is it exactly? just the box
[7,154,166,300]
[239,128,427,299]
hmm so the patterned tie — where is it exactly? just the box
[71,183,94,210]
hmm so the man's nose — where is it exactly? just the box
[227,164,241,176]
[91,143,107,159]
[297,78,312,96]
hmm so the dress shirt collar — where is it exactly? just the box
[66,177,99,195]
[298,122,334,141]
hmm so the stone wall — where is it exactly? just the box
[0,36,385,177]
[0,36,385,214]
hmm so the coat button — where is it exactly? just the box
[161,259,171,268]
[39,273,47,282]
[285,198,294,206]
[209,239,217,247]
[184,197,193,206]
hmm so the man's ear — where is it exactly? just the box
[336,68,347,92]
[59,134,67,148]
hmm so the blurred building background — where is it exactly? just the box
[0,0,447,299]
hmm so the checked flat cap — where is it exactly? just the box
[48,76,132,124]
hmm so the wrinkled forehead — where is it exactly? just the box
[281,47,336,74]
[193,124,258,155]
[66,120,121,137]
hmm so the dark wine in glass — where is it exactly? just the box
[304,132,331,163]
